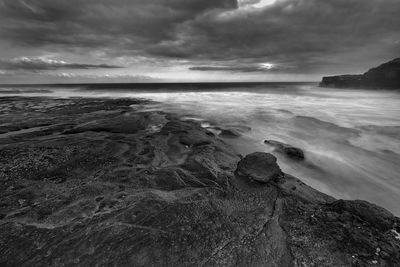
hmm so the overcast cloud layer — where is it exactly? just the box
[0,57,121,71]
[0,0,399,82]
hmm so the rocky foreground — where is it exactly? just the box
[320,58,400,89]
[0,97,399,266]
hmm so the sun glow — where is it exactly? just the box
[239,0,277,9]
[260,63,274,69]
[252,0,277,8]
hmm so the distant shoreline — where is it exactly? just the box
[320,58,400,89]
[0,81,317,87]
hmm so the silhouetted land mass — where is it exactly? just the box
[0,97,399,266]
[320,58,400,89]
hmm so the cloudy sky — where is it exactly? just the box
[0,0,399,83]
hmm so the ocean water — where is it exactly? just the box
[1,83,400,215]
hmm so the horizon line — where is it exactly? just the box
[0,81,319,86]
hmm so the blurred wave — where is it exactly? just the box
[1,83,400,215]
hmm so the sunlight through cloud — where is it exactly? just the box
[260,63,274,69]
[239,0,277,9]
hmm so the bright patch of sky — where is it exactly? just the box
[239,0,276,9]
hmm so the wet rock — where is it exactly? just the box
[264,139,305,160]
[149,168,206,190]
[1,97,399,267]
[329,200,396,231]
[160,120,213,147]
[64,114,148,134]
[179,132,212,147]
[235,152,282,183]
[280,196,400,266]
[181,143,239,187]
[219,129,241,138]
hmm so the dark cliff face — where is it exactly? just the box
[320,58,400,89]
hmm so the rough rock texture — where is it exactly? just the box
[264,140,305,160]
[0,97,399,266]
[236,152,283,183]
[320,58,400,89]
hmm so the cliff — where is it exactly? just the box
[320,58,400,89]
[0,97,399,266]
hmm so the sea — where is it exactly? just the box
[1,82,400,215]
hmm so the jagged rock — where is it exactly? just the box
[235,152,283,183]
[320,58,400,89]
[264,139,305,160]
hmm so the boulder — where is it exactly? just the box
[236,152,282,183]
[264,140,305,160]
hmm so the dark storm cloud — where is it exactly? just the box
[172,0,400,72]
[0,0,237,48]
[0,57,122,71]
[0,0,399,73]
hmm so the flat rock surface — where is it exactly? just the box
[0,96,399,266]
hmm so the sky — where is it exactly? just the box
[0,0,399,83]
